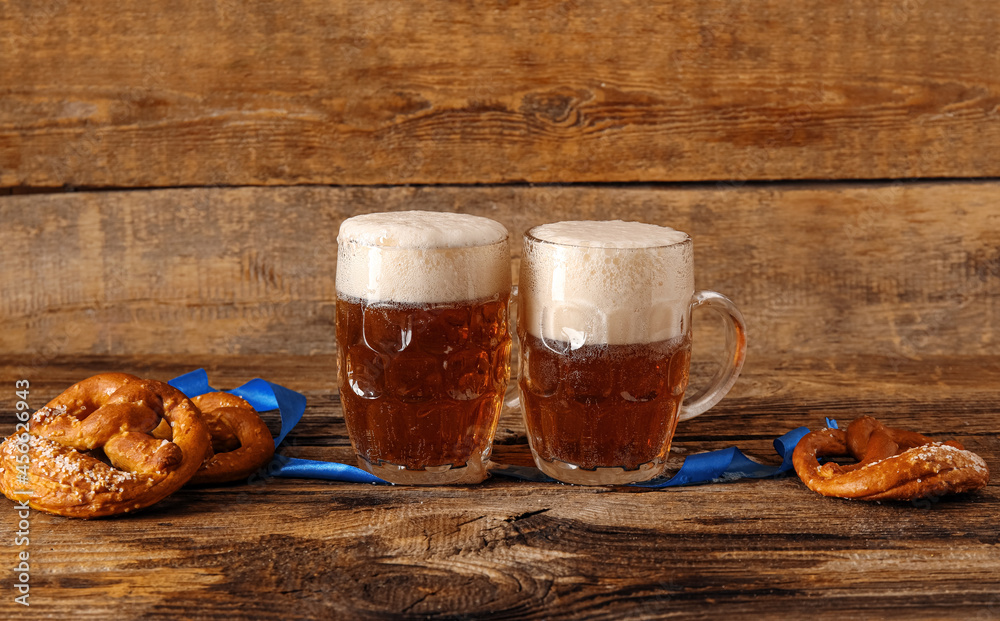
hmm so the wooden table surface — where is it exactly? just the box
[2,353,997,620]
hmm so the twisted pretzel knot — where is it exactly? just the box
[0,373,210,518]
[187,392,274,485]
[792,416,990,501]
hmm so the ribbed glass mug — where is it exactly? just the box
[336,211,512,485]
[517,221,747,485]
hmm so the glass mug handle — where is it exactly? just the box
[503,285,521,414]
[678,290,748,422]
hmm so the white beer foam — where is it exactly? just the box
[521,221,694,345]
[337,211,511,304]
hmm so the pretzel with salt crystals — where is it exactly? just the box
[792,416,990,501]
[0,373,210,519]
[187,392,274,485]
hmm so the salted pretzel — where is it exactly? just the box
[0,373,210,519]
[187,392,274,485]
[793,416,990,501]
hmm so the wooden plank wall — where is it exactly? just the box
[1,183,998,359]
[2,0,1000,187]
[1,0,998,358]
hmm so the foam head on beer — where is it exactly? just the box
[521,220,693,347]
[337,211,511,305]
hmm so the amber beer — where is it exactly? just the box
[518,220,746,485]
[520,333,691,473]
[336,211,511,485]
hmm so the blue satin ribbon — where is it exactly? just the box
[169,368,388,484]
[269,456,385,484]
[491,426,811,487]
[637,426,808,487]
[169,369,812,487]
[169,368,306,448]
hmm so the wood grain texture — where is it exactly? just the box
[2,0,999,187]
[1,181,998,358]
[0,354,997,619]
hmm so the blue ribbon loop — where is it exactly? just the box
[169,368,306,448]
[169,369,811,488]
[169,368,389,483]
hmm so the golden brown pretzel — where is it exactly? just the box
[187,392,274,485]
[793,416,990,501]
[0,373,210,518]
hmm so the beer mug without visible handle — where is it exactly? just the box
[336,211,513,485]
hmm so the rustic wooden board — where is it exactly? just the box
[0,354,997,619]
[1,181,998,358]
[2,0,999,187]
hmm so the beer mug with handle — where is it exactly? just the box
[517,220,747,485]
[336,211,513,485]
